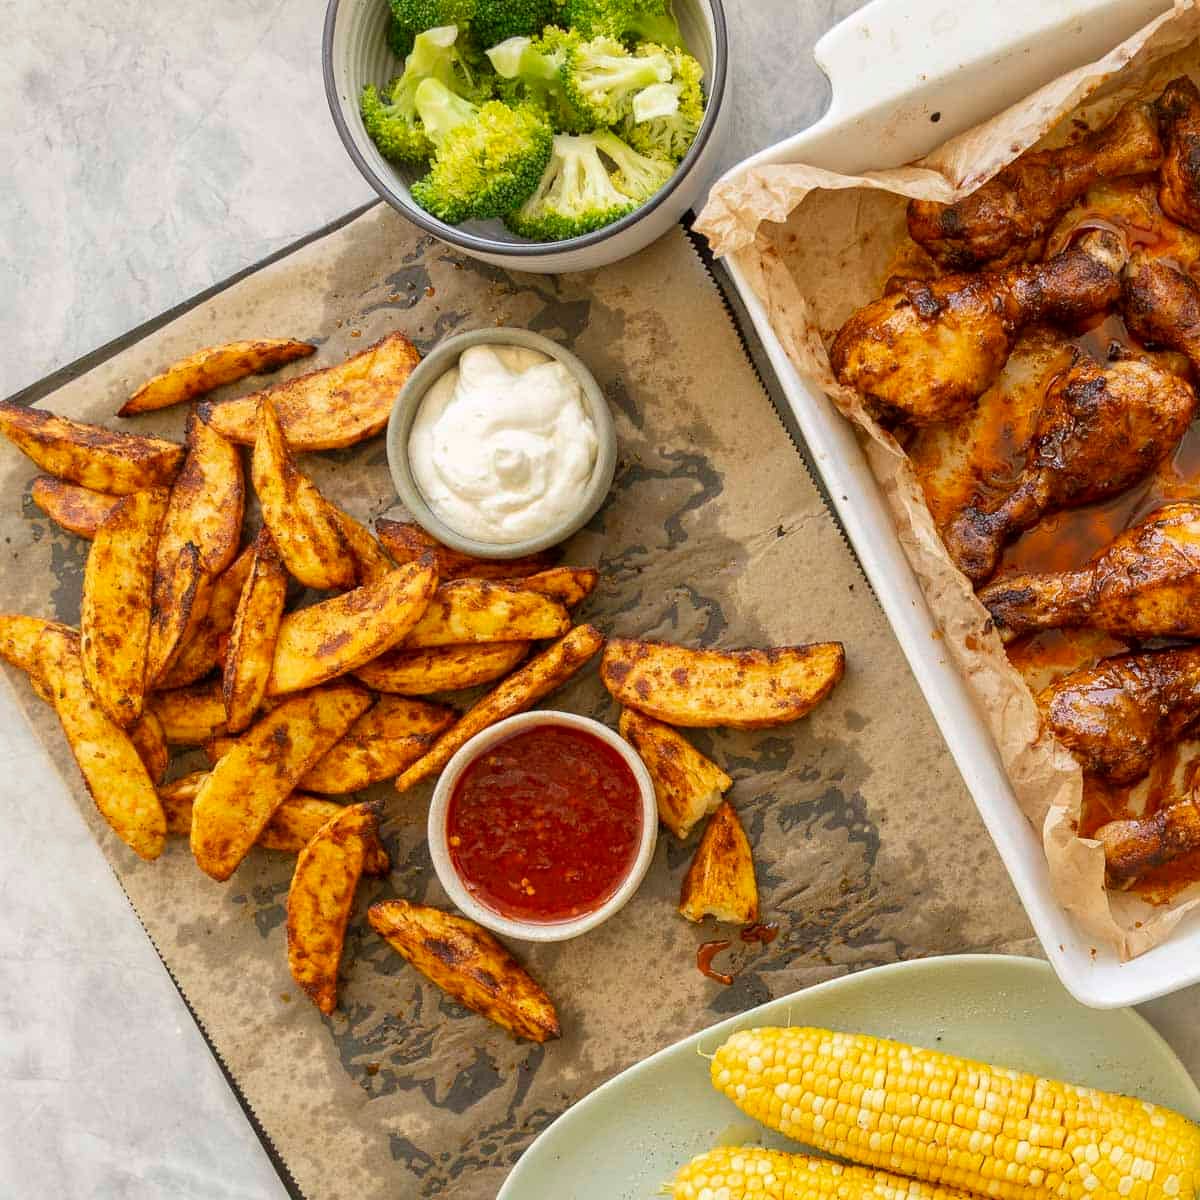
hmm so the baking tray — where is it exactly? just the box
[717,0,1192,1008]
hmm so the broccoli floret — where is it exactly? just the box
[487,29,590,133]
[388,0,475,56]
[472,0,557,49]
[619,45,703,162]
[388,15,415,59]
[592,130,673,201]
[410,78,553,223]
[560,35,672,127]
[360,25,495,164]
[554,0,683,48]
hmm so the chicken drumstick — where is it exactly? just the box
[1157,75,1200,234]
[1123,250,1200,373]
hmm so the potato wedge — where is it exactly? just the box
[155,546,254,690]
[368,900,559,1042]
[300,696,456,793]
[30,477,120,539]
[266,561,438,697]
[190,680,372,881]
[80,489,168,727]
[354,641,530,694]
[146,411,245,684]
[514,567,598,609]
[148,680,228,745]
[130,710,169,785]
[619,708,730,840]
[679,801,758,924]
[0,613,71,702]
[160,773,389,875]
[395,624,604,792]
[202,332,420,450]
[0,402,184,494]
[252,396,356,590]
[120,338,315,416]
[602,638,846,729]
[402,579,569,650]
[333,505,395,587]
[287,801,379,1014]
[39,625,166,860]
[375,518,557,580]
[223,529,288,731]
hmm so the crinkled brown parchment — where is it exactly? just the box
[696,1,1200,959]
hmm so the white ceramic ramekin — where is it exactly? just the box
[427,710,658,942]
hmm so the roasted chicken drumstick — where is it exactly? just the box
[979,503,1200,641]
[1156,75,1200,234]
[830,229,1126,426]
[1122,251,1200,373]
[1096,797,1200,886]
[1038,645,1200,784]
[941,354,1195,583]
[907,99,1162,271]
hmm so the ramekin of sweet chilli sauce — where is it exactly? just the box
[428,711,658,942]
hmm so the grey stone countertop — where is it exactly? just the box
[4,2,1198,1198]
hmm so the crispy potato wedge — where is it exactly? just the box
[39,626,166,860]
[287,801,380,1014]
[30,477,120,539]
[190,680,372,881]
[395,624,604,791]
[300,696,457,793]
[129,710,169,785]
[155,547,253,690]
[368,900,559,1042]
[266,561,438,696]
[120,339,315,416]
[0,402,184,494]
[602,638,846,729]
[0,613,72,702]
[679,801,758,924]
[148,680,228,745]
[374,519,558,579]
[80,489,168,727]
[160,773,389,875]
[402,579,569,650]
[619,709,731,840]
[333,505,396,587]
[146,411,245,684]
[354,641,530,694]
[252,396,356,590]
[203,332,420,450]
[223,529,288,731]
[514,567,598,609]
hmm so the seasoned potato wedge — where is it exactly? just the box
[395,624,605,791]
[252,396,356,590]
[30,477,120,539]
[402,579,569,650]
[130,710,169,785]
[40,626,166,860]
[148,680,229,745]
[223,530,288,731]
[354,641,530,694]
[619,708,730,840]
[0,613,71,701]
[203,332,420,450]
[333,505,395,587]
[146,412,245,684]
[300,696,457,793]
[0,402,184,494]
[155,546,253,690]
[375,518,557,579]
[679,801,758,924]
[159,773,389,874]
[287,801,380,1014]
[369,900,559,1042]
[120,338,315,416]
[267,561,438,696]
[190,680,372,881]
[602,638,846,729]
[514,567,598,609]
[80,489,168,727]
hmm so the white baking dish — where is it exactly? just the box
[718,0,1193,1008]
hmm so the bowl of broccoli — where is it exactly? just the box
[322,0,727,273]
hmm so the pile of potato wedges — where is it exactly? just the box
[0,330,846,1042]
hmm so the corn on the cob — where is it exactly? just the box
[711,1027,1200,1200]
[672,1146,979,1199]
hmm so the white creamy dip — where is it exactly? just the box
[409,344,599,544]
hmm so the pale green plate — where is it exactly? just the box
[497,955,1200,1200]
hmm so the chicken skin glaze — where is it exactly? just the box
[979,503,1200,642]
[1122,250,1200,371]
[907,99,1162,271]
[829,229,1126,426]
[1037,644,1200,784]
[1096,797,1200,886]
[1156,75,1200,234]
[940,354,1196,584]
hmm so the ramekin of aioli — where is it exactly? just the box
[387,329,617,558]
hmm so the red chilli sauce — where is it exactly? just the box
[446,725,643,923]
